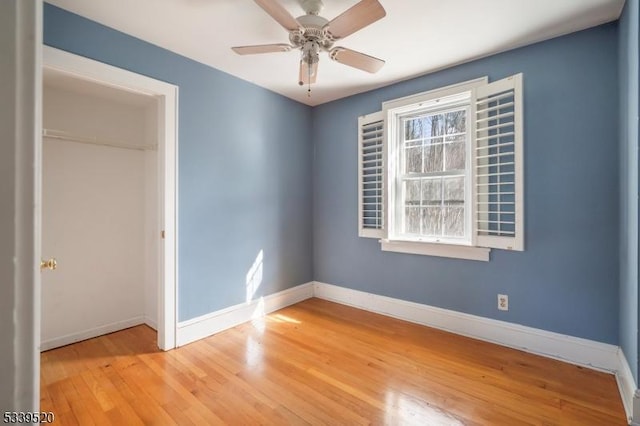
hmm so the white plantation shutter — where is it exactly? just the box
[472,74,524,251]
[358,111,385,238]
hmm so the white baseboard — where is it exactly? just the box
[176,282,314,347]
[144,316,158,331]
[616,349,636,424]
[313,281,620,372]
[633,390,640,425]
[40,316,146,351]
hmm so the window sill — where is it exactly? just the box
[380,239,490,262]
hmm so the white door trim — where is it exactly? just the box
[42,46,179,350]
[2,0,43,411]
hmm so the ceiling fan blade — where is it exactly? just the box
[253,0,300,32]
[325,0,386,40]
[330,47,385,73]
[232,44,293,55]
[298,60,318,85]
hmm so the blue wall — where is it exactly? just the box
[312,25,620,344]
[619,0,640,381]
[45,3,628,347]
[43,4,313,322]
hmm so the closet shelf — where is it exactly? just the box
[43,128,157,151]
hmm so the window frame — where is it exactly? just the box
[382,77,490,261]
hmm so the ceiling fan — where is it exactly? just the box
[232,0,386,94]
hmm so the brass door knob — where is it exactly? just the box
[40,258,57,271]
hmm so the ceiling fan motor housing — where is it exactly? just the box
[290,14,334,51]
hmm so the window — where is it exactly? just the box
[358,75,524,261]
[392,94,472,245]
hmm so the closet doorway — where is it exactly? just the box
[41,47,178,351]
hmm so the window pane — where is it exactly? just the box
[405,145,422,173]
[445,141,465,171]
[405,117,427,140]
[422,207,442,236]
[404,119,414,140]
[444,206,465,237]
[423,141,443,173]
[404,180,420,206]
[445,110,466,134]
[444,177,464,204]
[428,114,445,137]
[404,207,421,234]
[421,178,442,206]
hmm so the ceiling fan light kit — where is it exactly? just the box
[232,0,387,94]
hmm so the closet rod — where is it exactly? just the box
[43,128,157,152]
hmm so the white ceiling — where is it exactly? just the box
[47,0,625,106]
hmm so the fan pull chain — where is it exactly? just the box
[308,62,312,97]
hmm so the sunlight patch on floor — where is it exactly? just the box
[270,313,301,324]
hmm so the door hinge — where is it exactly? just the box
[161,230,165,239]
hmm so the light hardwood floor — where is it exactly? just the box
[41,298,627,425]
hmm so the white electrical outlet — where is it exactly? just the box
[498,294,508,311]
